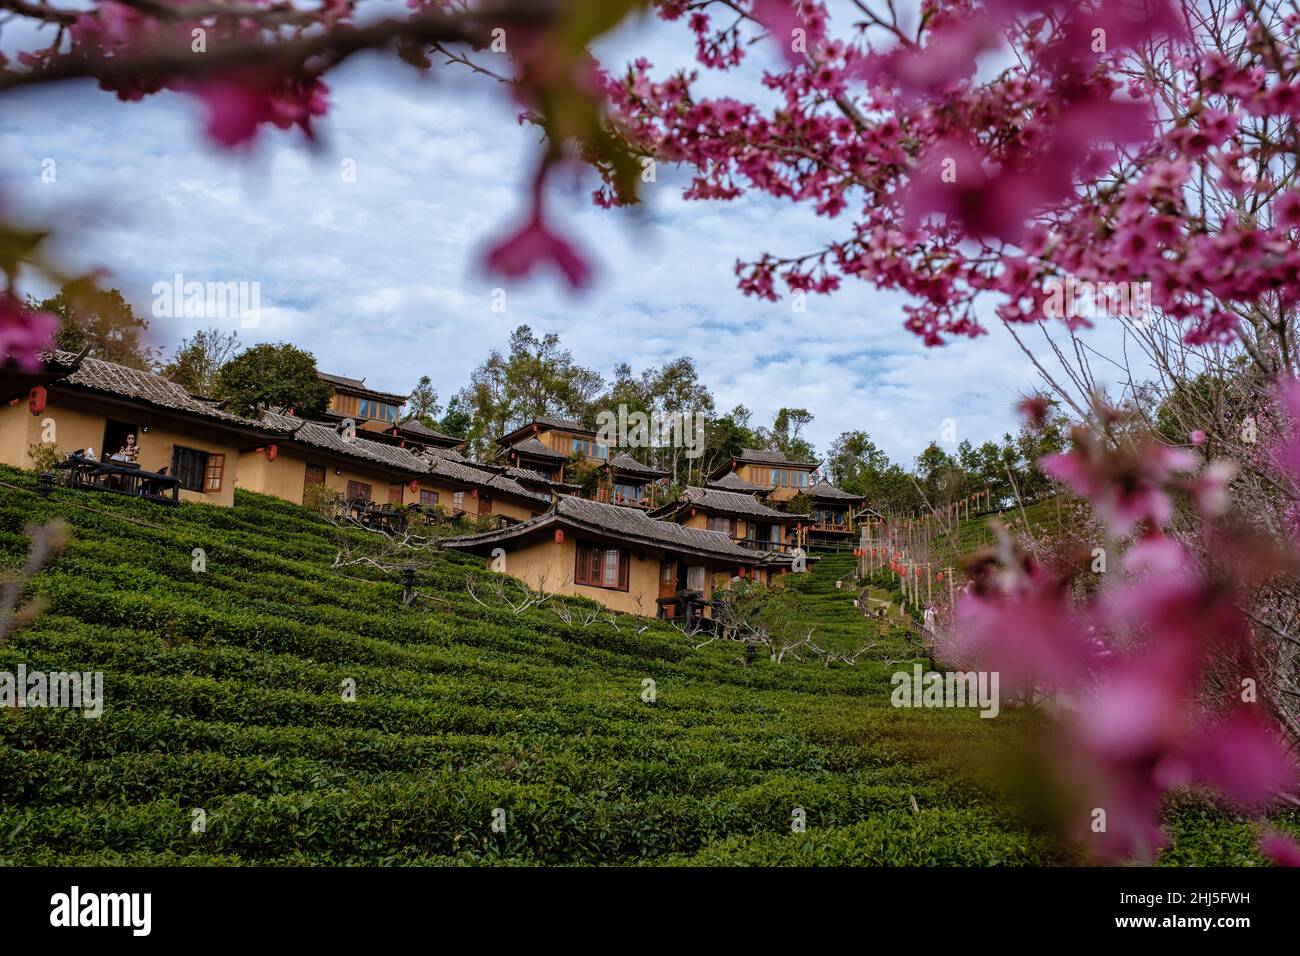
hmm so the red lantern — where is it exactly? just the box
[28,386,46,415]
[936,572,944,581]
[409,480,419,493]
[471,488,478,498]
[265,444,278,462]
[554,529,564,544]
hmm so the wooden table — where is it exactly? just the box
[55,456,181,505]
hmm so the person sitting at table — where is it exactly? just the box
[110,434,139,464]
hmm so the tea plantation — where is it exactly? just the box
[0,467,1285,865]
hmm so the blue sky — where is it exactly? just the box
[0,5,1131,465]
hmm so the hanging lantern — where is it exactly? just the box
[265,444,278,462]
[936,572,944,580]
[409,479,419,493]
[28,386,47,415]
[554,529,564,543]
[471,488,478,498]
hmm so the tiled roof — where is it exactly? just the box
[671,487,793,520]
[395,420,461,445]
[508,436,569,461]
[446,495,759,563]
[318,371,407,404]
[263,412,428,473]
[708,446,817,479]
[504,465,548,482]
[425,444,466,463]
[736,446,817,466]
[606,451,667,479]
[497,416,593,445]
[54,352,281,433]
[707,471,769,493]
[809,479,863,501]
[318,371,365,389]
[422,453,553,505]
[532,415,586,432]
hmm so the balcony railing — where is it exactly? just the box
[731,537,798,553]
[802,517,854,534]
[610,494,654,509]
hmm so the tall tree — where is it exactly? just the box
[160,327,241,397]
[213,343,333,419]
[761,408,816,464]
[437,395,474,442]
[33,280,154,370]
[454,325,604,460]
[403,375,442,426]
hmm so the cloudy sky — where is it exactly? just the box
[0,5,1132,465]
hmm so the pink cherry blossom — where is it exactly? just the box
[1259,832,1300,867]
[0,296,58,372]
[484,212,592,290]
[181,73,329,149]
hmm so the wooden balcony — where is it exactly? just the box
[731,537,798,553]
[609,494,654,509]
[800,517,855,535]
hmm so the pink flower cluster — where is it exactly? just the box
[951,401,1300,863]
[44,2,334,146]
[0,295,58,372]
[606,0,1300,347]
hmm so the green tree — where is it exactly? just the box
[403,375,442,426]
[454,325,604,459]
[700,405,762,480]
[160,327,241,397]
[438,394,473,441]
[32,280,154,370]
[826,430,888,493]
[762,407,816,463]
[213,343,333,419]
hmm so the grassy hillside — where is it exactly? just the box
[0,467,1284,865]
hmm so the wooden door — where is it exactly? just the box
[659,562,676,619]
[305,464,325,487]
[478,494,493,517]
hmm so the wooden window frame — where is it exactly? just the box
[706,515,735,536]
[171,445,210,494]
[205,453,226,494]
[420,489,440,507]
[574,541,630,592]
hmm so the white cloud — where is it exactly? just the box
[0,14,1142,467]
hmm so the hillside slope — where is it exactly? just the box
[0,468,1279,865]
